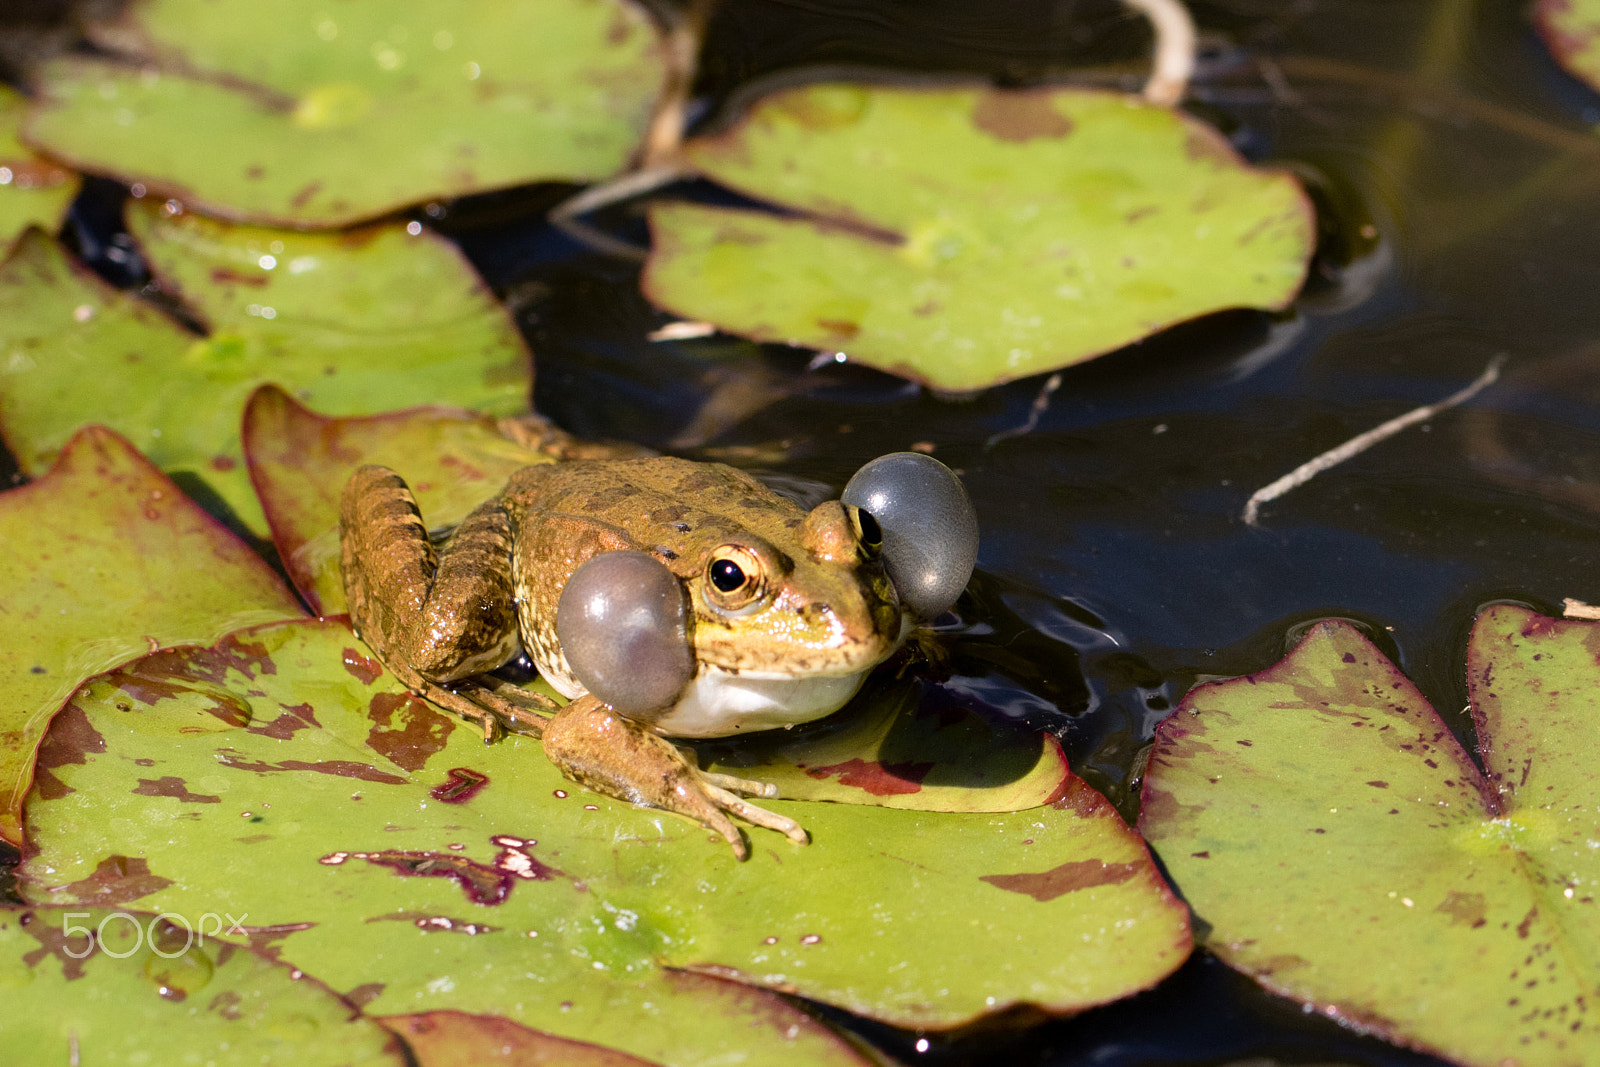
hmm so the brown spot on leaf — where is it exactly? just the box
[1517,907,1538,939]
[803,757,933,796]
[346,982,386,1008]
[242,922,315,961]
[132,776,221,803]
[367,911,499,935]
[290,180,324,209]
[430,767,489,804]
[815,318,860,341]
[55,855,172,906]
[208,268,267,288]
[367,692,454,772]
[246,701,321,740]
[32,701,106,799]
[343,648,383,685]
[1435,890,1488,928]
[1366,780,1389,788]
[214,749,406,785]
[971,91,1073,143]
[338,837,560,906]
[979,859,1142,902]
[209,989,244,1020]
[20,910,91,979]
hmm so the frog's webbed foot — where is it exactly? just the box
[541,696,807,860]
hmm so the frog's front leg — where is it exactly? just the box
[541,695,808,860]
[340,465,548,734]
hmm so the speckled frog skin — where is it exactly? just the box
[339,455,904,857]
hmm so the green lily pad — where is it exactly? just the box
[0,905,408,1063]
[384,1011,663,1067]
[0,426,303,847]
[0,88,79,253]
[24,0,666,227]
[643,83,1314,391]
[21,617,1190,1058]
[0,203,530,532]
[243,385,555,616]
[1534,0,1600,93]
[1140,607,1600,1065]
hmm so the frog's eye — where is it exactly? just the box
[556,550,693,715]
[705,545,765,611]
[848,505,883,556]
[842,452,979,620]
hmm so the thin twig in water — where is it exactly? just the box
[548,0,712,257]
[1121,0,1197,106]
[1242,356,1506,526]
[986,373,1062,449]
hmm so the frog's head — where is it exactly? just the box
[684,494,903,680]
[556,454,978,738]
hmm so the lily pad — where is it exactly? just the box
[643,83,1314,391]
[0,202,530,532]
[24,0,666,227]
[20,617,1190,1059]
[242,385,555,615]
[384,1011,663,1067]
[1140,608,1600,1066]
[0,88,79,253]
[0,905,409,1063]
[0,426,303,847]
[1534,0,1600,93]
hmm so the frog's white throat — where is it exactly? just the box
[653,664,873,738]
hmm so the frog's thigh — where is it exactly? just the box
[341,466,519,681]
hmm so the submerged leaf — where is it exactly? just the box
[0,426,302,845]
[1140,608,1600,1066]
[242,386,554,615]
[0,204,530,532]
[25,0,666,226]
[0,906,408,1063]
[21,618,1189,1059]
[644,83,1313,391]
[0,87,79,253]
[1534,0,1600,93]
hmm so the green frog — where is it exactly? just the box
[340,455,915,859]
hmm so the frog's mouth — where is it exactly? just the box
[649,663,879,739]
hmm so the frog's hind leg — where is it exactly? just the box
[541,695,809,860]
[341,465,536,733]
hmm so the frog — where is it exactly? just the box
[339,454,915,859]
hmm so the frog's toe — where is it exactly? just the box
[703,784,810,846]
[701,771,780,799]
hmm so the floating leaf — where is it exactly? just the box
[1140,608,1600,1066]
[0,426,303,847]
[384,1011,664,1067]
[0,906,408,1063]
[24,0,666,227]
[0,88,79,252]
[242,386,554,615]
[643,84,1313,391]
[700,677,1072,811]
[0,203,530,532]
[21,618,1189,1059]
[1534,0,1600,93]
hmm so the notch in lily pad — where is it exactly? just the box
[643,82,1314,391]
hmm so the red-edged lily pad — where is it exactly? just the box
[20,617,1190,1058]
[243,385,555,615]
[0,426,303,847]
[1535,0,1600,93]
[384,1011,664,1067]
[1140,607,1600,1066]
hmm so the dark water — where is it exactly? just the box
[13,0,1600,1064]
